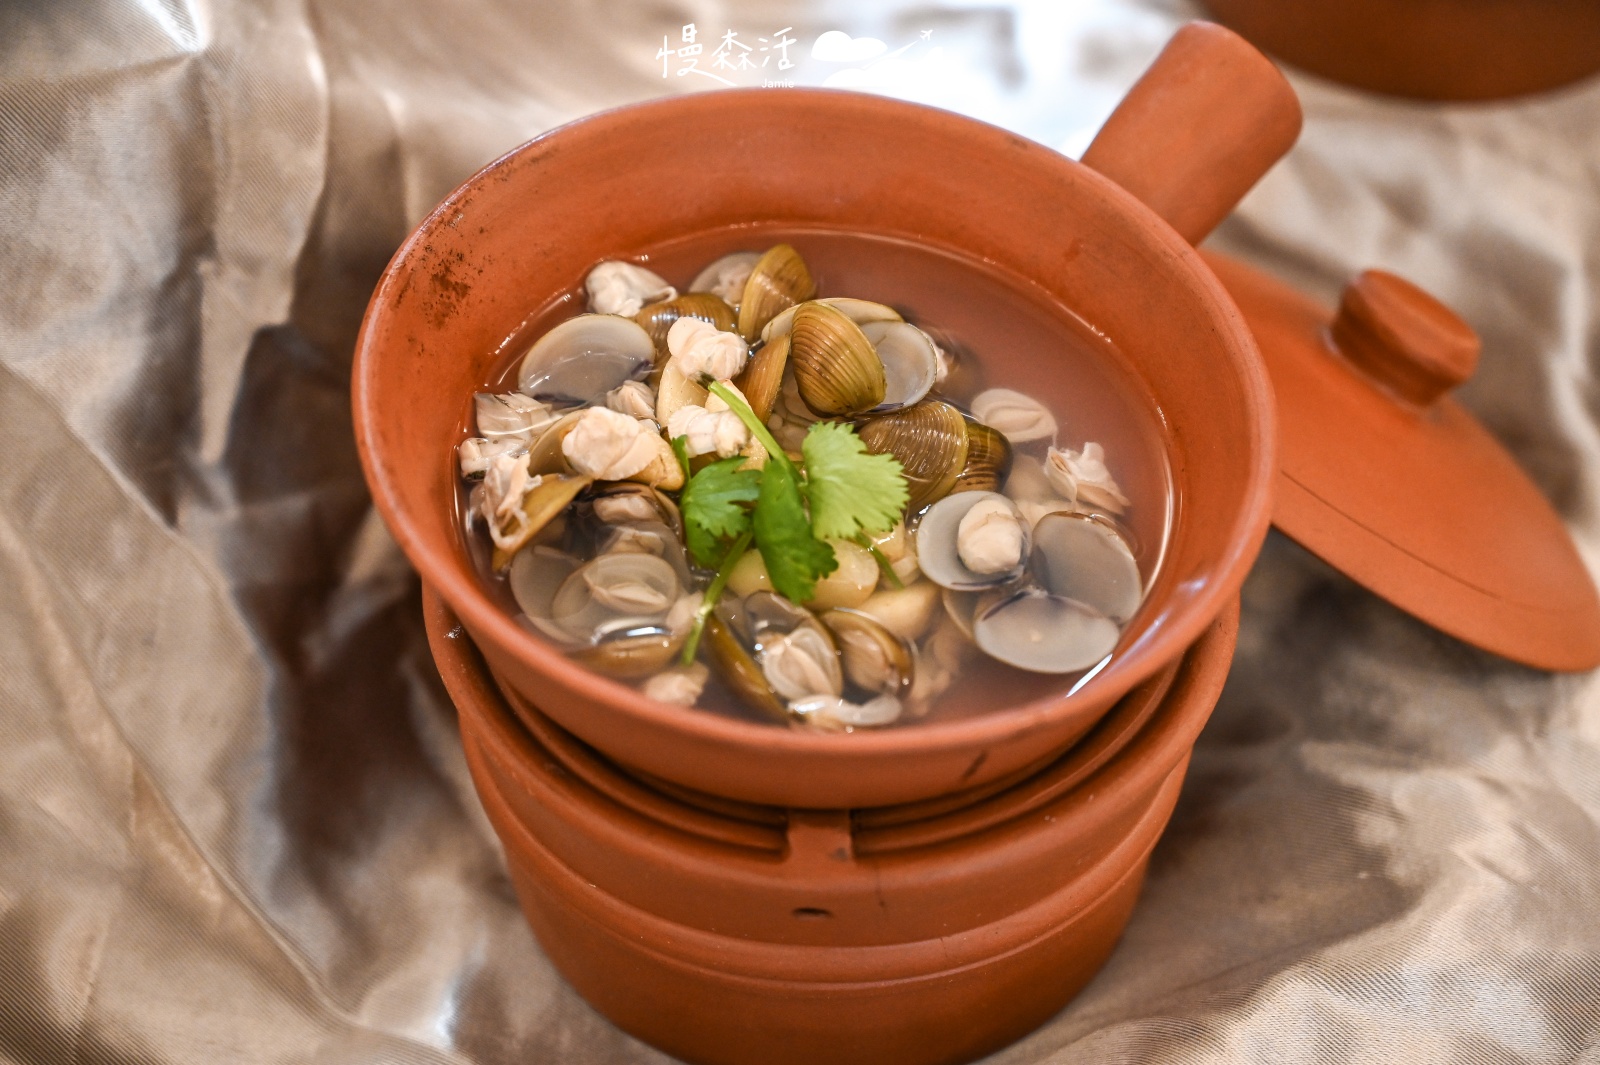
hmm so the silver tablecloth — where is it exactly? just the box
[5,1,1600,1061]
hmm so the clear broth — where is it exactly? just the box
[458,224,1174,727]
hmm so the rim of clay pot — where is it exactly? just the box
[431,582,1238,835]
[353,88,1274,779]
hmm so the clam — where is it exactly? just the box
[950,418,1013,495]
[736,244,817,340]
[788,301,887,416]
[549,552,680,644]
[593,519,693,586]
[858,400,967,512]
[641,662,710,706]
[760,297,902,343]
[689,251,762,308]
[972,590,1119,675]
[561,407,684,491]
[517,313,655,406]
[702,592,845,721]
[970,388,1057,444]
[585,261,675,317]
[702,610,791,723]
[821,609,914,696]
[760,623,843,702]
[571,627,684,679]
[1045,442,1130,515]
[489,473,594,570]
[1029,513,1144,623]
[635,293,737,362]
[508,543,684,674]
[860,321,939,412]
[603,380,657,421]
[589,482,682,535]
[789,693,903,732]
[524,410,584,475]
[508,545,582,621]
[914,490,1031,591]
[1002,454,1077,528]
[654,355,710,425]
[733,332,789,423]
[474,391,559,446]
[919,326,982,401]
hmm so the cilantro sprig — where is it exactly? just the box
[678,455,761,569]
[675,379,909,664]
[802,420,909,540]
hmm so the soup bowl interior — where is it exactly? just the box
[354,88,1274,808]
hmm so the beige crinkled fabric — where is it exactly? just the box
[4,0,1600,1061]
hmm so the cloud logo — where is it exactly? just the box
[811,30,888,63]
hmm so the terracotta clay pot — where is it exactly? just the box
[426,587,1239,1065]
[354,22,1293,808]
[1201,0,1600,101]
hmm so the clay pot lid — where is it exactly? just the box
[1203,251,1600,671]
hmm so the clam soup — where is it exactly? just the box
[456,227,1173,730]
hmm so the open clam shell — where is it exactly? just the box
[489,473,595,570]
[821,609,915,696]
[1029,512,1144,623]
[549,551,681,643]
[635,293,737,362]
[760,297,902,343]
[858,400,968,512]
[734,332,789,423]
[951,418,1013,494]
[914,490,1031,591]
[972,590,1120,674]
[703,611,788,723]
[508,545,582,622]
[736,244,816,340]
[789,301,887,416]
[689,251,762,308]
[571,626,684,679]
[588,482,682,536]
[654,355,709,425]
[517,313,655,406]
[861,320,939,412]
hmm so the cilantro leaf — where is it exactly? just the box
[754,459,837,603]
[802,420,909,540]
[679,456,761,569]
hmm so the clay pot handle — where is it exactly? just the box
[1080,21,1302,246]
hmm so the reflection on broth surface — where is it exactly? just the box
[456,226,1173,730]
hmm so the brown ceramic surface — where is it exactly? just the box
[436,587,1237,946]
[1205,251,1600,671]
[354,22,1288,808]
[1201,0,1600,101]
[426,587,1239,1065]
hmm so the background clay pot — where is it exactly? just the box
[426,587,1239,1065]
[353,23,1291,808]
[1201,0,1600,101]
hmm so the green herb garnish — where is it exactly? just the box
[680,529,752,665]
[802,420,909,541]
[677,451,761,569]
[674,378,908,613]
[754,458,838,603]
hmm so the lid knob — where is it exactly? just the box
[1329,270,1480,407]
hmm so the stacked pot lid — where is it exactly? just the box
[1203,252,1600,671]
